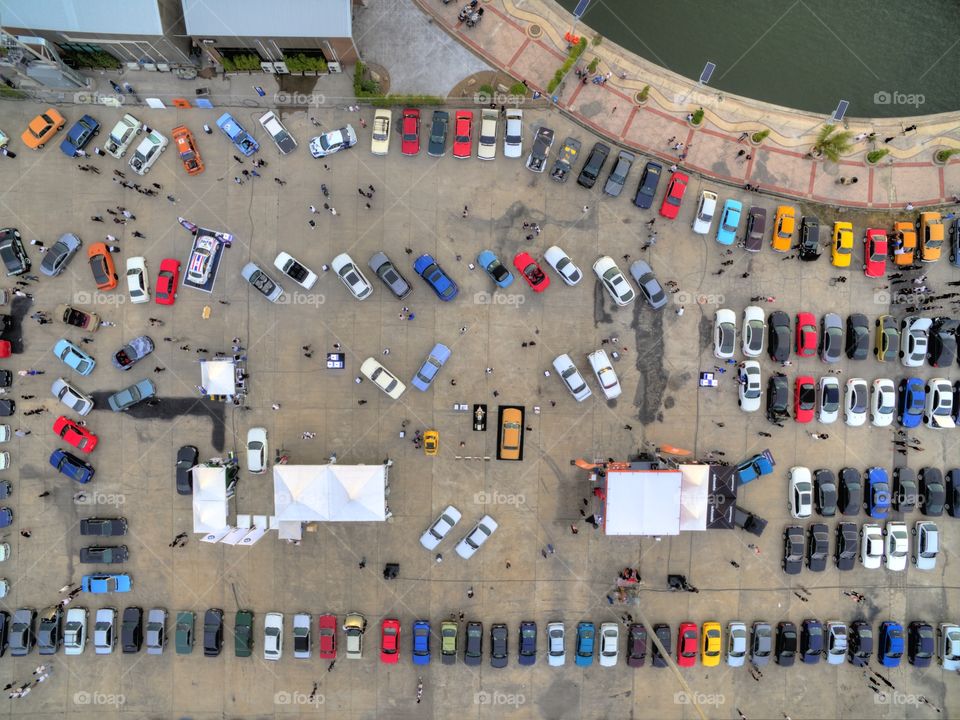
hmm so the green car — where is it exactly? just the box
[235,610,254,657]
[175,611,194,655]
[441,620,458,665]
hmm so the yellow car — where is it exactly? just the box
[701,621,722,667]
[831,222,854,267]
[370,109,391,155]
[918,211,944,263]
[423,430,439,456]
[772,205,795,252]
[892,221,917,265]
[499,408,523,461]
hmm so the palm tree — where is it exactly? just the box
[811,124,854,163]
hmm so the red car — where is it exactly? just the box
[513,252,550,292]
[318,614,336,659]
[659,171,689,219]
[400,108,421,156]
[381,618,401,663]
[53,415,98,453]
[155,258,181,306]
[794,375,815,423]
[677,622,698,667]
[795,312,817,357]
[452,110,473,159]
[863,228,888,278]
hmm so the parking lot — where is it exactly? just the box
[0,98,958,719]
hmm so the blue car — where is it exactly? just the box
[575,622,595,667]
[216,113,259,156]
[716,199,742,245]
[53,338,96,376]
[81,573,132,594]
[411,343,451,392]
[50,449,95,484]
[59,114,100,157]
[412,620,431,665]
[477,250,514,288]
[866,467,891,519]
[897,377,924,428]
[518,621,537,666]
[878,621,903,668]
[0,507,12,528]
[413,254,458,301]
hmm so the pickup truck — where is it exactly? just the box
[732,506,767,536]
[734,449,775,485]
[216,113,259,156]
[550,137,581,183]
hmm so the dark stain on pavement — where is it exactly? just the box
[5,297,28,353]
[593,282,613,326]
[91,394,227,451]
[632,303,668,425]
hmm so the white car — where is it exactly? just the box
[843,377,868,427]
[592,256,635,306]
[940,624,960,671]
[818,376,840,424]
[0,425,9,443]
[455,515,498,559]
[826,621,847,665]
[925,378,955,429]
[52,377,94,416]
[104,113,141,158]
[360,357,406,399]
[883,521,908,571]
[860,523,883,569]
[737,361,761,412]
[503,109,523,158]
[264,612,283,661]
[552,354,592,402]
[63,607,88,655]
[913,521,938,571]
[241,262,285,303]
[371,109,391,155]
[331,253,373,300]
[900,316,931,367]
[420,505,463,550]
[870,379,895,427]
[0,452,9,470]
[293,612,311,659]
[713,308,736,360]
[727,622,747,667]
[129,129,167,175]
[246,427,267,474]
[543,245,582,286]
[789,466,813,519]
[274,251,318,289]
[94,608,117,654]
[742,306,765,357]
[692,190,718,234]
[125,256,149,304]
[547,621,566,666]
[258,111,297,154]
[598,623,619,667]
[186,235,218,286]
[477,109,498,160]
[309,125,357,158]
[587,349,621,400]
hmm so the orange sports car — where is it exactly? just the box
[88,242,118,291]
[22,108,65,149]
[172,125,204,175]
[891,221,917,265]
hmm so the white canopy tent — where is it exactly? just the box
[679,464,710,532]
[200,359,236,396]
[603,469,682,536]
[192,466,230,533]
[274,465,388,537]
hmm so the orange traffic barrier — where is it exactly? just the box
[172,98,191,109]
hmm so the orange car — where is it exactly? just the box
[891,221,917,265]
[88,243,118,291]
[918,211,944,263]
[771,205,795,252]
[21,108,65,149]
[172,125,204,175]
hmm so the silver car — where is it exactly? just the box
[241,262,285,303]
[368,252,412,299]
[547,622,566,666]
[602,150,635,197]
[107,378,156,412]
[52,377,94,416]
[826,621,847,665]
[145,608,166,655]
[820,312,843,363]
[629,260,667,310]
[727,622,747,667]
[40,233,82,277]
[293,612,311,659]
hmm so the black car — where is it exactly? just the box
[733,505,768,536]
[919,467,945,516]
[9,609,35,656]
[950,221,960,265]
[893,467,918,511]
[801,619,823,664]
[490,623,508,668]
[775,622,797,666]
[627,623,646,667]
[928,317,959,367]
[0,611,8,656]
[576,141,610,189]
[651,623,671,668]
[766,374,789,422]
[840,468,863,515]
[427,110,448,157]
[908,621,934,668]
[518,621,536,666]
[0,399,14,417]
[203,608,224,657]
[744,207,767,252]
[814,469,837,516]
[767,311,791,363]
[0,370,12,388]
[80,517,128,536]
[807,523,829,572]
[464,621,482,666]
[782,525,804,575]
[632,161,662,209]
[849,621,872,667]
[846,313,870,360]
[121,606,143,654]
[946,468,960,517]
[0,227,29,276]
[798,216,821,260]
[835,522,858,570]
[176,445,198,495]
[79,545,129,564]
[37,606,62,655]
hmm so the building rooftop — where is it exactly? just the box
[0,0,164,35]
[182,0,351,39]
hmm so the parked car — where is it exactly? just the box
[737,361,762,412]
[795,312,817,357]
[593,256,634,306]
[464,621,482,666]
[800,619,823,664]
[54,338,95,376]
[898,377,926,428]
[54,416,98,454]
[172,125,204,174]
[789,466,813,518]
[894,466,918,511]
[794,376,815,423]
[293,612,311,659]
[920,467,946,516]
[82,574,131,593]
[575,622,595,667]
[274,252,318,290]
[598,622,620,667]
[629,259,667,309]
[692,190,718,234]
[879,621,904,668]
[900,316,932,367]
[455,515,498,559]
[871,378,896,427]
[37,606,63,655]
[175,611,194,655]
[602,150,634,197]
[652,624,672,667]
[807,523,829,572]
[79,545,128,564]
[677,622,698,667]
[129,129,168,175]
[343,612,366,660]
[490,623,508,668]
[176,445,198,495]
[52,377,94,416]
[310,125,358,160]
[380,618,400,664]
[104,113,142,158]
[63,607,88,655]
[203,609,224,657]
[246,427,267,474]
[831,221,854,267]
[332,253,373,300]
[860,523,883,569]
[401,108,422,156]
[259,111,296,154]
[263,612,283,661]
[883,521,909,571]
[56,303,99,332]
[846,312,870,360]
[815,470,838,516]
[844,377,868,426]
[919,211,944,262]
[234,610,253,657]
[547,621,566,666]
[782,525,804,574]
[826,621,847,665]
[145,608,166,655]
[772,205,795,252]
[866,467,892,519]
[370,109,392,155]
[80,517,127,536]
[659,171,688,219]
[544,246,582,286]
[50,448,95,484]
[216,113,258,156]
[939,623,960,671]
[577,141,609,188]
[818,376,840,424]
[913,521,939,570]
[552,354,591,402]
[908,621,935,668]
[440,620,457,665]
[0,228,28,278]
[427,111,449,157]
[550,136,580,182]
[476,109,496,160]
[924,377,955,428]
[850,621,872,666]
[451,110,472,158]
[186,235,218,287]
[514,252,550,292]
[87,242,117,290]
[241,262,285,303]
[767,311,791,362]
[40,233,82,277]
[775,622,797,666]
[587,349,621,400]
[21,108,65,150]
[864,227,888,277]
[744,206,767,251]
[835,522,858,570]
[413,254,458,300]
[820,312,843,363]
[318,614,336,660]
[107,379,156,412]
[360,358,406,399]
[928,318,958,367]
[627,623,647,667]
[633,161,662,208]
[412,620,431,665]
[718,200,743,246]
[798,215,821,260]
[420,505,462,550]
[94,608,116,655]
[112,335,154,371]
[368,252,412,298]
[766,374,789,423]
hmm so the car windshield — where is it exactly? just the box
[719,324,734,353]
[373,119,388,140]
[823,385,839,410]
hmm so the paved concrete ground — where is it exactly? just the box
[0,99,957,720]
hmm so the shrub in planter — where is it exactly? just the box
[935,148,960,163]
[637,85,650,103]
[866,148,889,164]
[510,82,527,96]
[691,108,704,125]
[587,57,600,74]
[751,129,770,144]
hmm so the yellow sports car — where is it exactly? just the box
[423,430,439,456]
[701,621,722,667]
[919,212,943,263]
[772,206,795,252]
[831,222,854,267]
